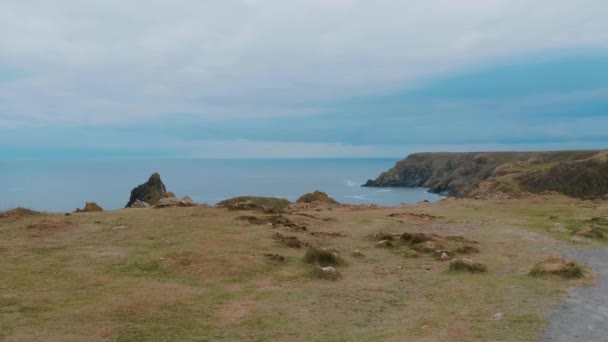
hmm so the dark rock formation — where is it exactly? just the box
[296,191,339,205]
[75,202,103,212]
[364,150,606,198]
[125,173,167,208]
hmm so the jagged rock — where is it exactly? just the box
[75,202,103,213]
[296,191,339,205]
[125,173,167,208]
[156,196,195,208]
[130,200,151,208]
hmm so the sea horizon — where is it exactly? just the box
[0,158,443,212]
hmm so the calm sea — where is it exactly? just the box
[0,158,443,212]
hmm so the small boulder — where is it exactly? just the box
[130,200,151,208]
[492,312,504,321]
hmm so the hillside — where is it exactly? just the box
[363,150,607,198]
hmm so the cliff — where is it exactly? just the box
[363,150,608,198]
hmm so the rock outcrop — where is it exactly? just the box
[129,200,151,208]
[363,150,607,199]
[125,173,167,208]
[75,202,103,212]
[156,196,195,208]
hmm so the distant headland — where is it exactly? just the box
[363,150,608,199]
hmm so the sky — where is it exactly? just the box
[1,0,607,159]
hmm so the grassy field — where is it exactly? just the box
[0,196,603,341]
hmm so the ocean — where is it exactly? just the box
[0,158,443,212]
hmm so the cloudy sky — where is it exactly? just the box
[1,0,607,158]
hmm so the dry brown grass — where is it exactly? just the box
[530,257,586,279]
[0,196,599,341]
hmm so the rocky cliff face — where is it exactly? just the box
[363,150,606,198]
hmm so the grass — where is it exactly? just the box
[0,195,599,341]
[217,196,291,213]
[449,259,488,273]
[529,258,586,279]
[303,246,343,266]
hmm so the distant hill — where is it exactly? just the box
[363,150,608,199]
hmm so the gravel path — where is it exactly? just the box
[543,246,608,342]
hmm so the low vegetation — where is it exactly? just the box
[217,196,291,213]
[364,150,608,199]
[449,258,488,273]
[530,258,586,279]
[303,246,343,267]
[0,195,598,341]
[296,190,339,205]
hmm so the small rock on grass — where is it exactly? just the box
[492,312,504,321]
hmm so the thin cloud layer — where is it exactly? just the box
[1,0,608,125]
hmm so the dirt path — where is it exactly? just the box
[543,246,608,341]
